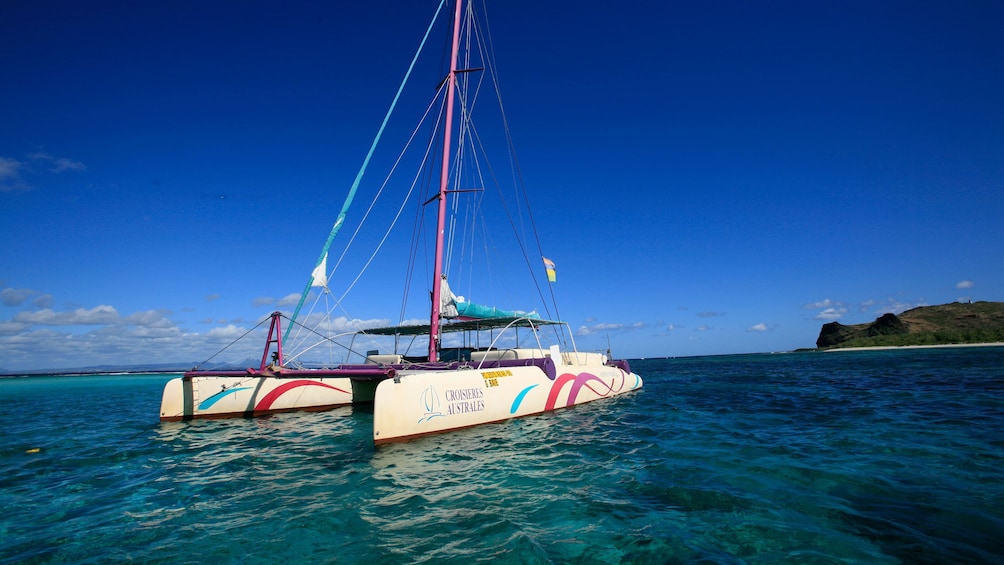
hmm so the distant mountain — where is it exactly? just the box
[816,301,1004,349]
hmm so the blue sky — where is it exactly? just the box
[2,0,1002,371]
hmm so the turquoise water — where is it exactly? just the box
[1,348,1002,563]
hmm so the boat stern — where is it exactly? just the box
[159,376,192,422]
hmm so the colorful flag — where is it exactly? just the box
[542,257,556,283]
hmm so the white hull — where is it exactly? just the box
[159,372,382,421]
[373,358,642,444]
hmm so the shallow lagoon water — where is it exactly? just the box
[2,347,1002,563]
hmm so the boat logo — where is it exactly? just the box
[418,385,445,423]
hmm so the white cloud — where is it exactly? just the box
[0,311,258,371]
[747,323,768,332]
[575,321,649,337]
[207,324,248,338]
[2,288,53,309]
[0,157,22,181]
[576,322,624,336]
[255,292,319,309]
[874,299,926,315]
[15,305,120,325]
[0,294,341,370]
[123,309,175,327]
[0,320,30,335]
[2,287,34,307]
[806,297,929,321]
[51,157,86,173]
[1,153,85,192]
[27,152,86,173]
[956,280,974,289]
[814,307,846,321]
[288,311,392,334]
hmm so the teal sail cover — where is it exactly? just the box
[454,301,541,320]
[441,277,538,320]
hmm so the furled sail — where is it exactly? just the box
[440,276,459,318]
[440,276,540,320]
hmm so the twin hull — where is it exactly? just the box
[374,363,641,444]
[160,360,643,444]
[159,372,377,421]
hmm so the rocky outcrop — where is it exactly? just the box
[815,313,908,348]
[815,301,1004,349]
[816,321,856,348]
[866,312,908,337]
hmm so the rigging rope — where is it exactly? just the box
[467,4,567,347]
[192,315,273,370]
[335,90,447,308]
[284,0,447,341]
[286,86,447,358]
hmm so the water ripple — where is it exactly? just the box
[2,350,1004,563]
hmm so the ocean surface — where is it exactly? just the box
[1,347,1002,564]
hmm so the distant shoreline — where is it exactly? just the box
[824,342,1004,353]
[0,370,184,378]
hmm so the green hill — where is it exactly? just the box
[816,301,1004,349]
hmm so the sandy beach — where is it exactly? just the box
[824,342,1004,352]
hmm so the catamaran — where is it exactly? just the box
[159,0,643,444]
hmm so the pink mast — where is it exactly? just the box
[428,0,464,362]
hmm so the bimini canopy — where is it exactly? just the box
[359,316,563,337]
